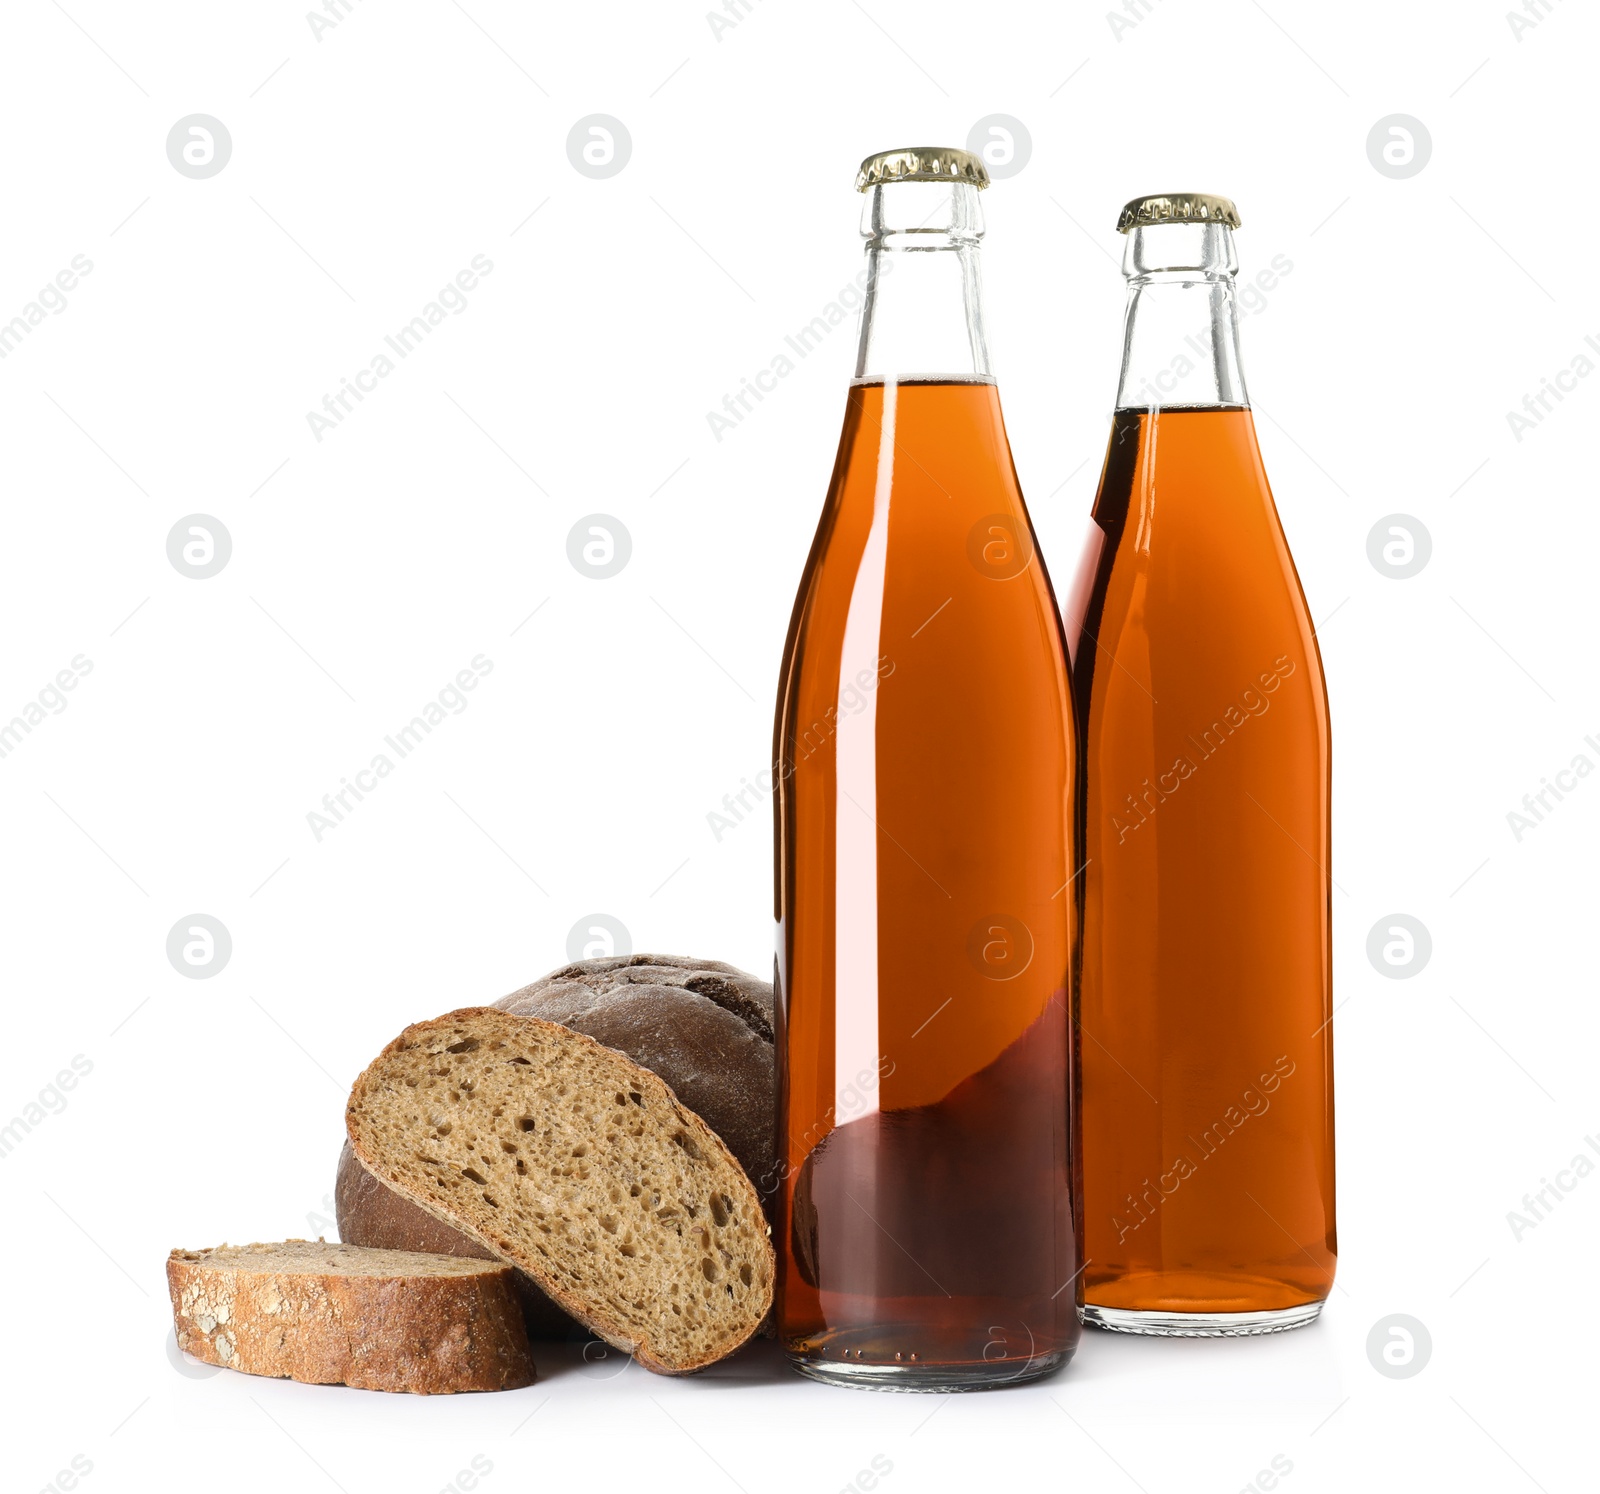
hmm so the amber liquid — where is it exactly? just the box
[775,379,1080,1378]
[1064,407,1335,1315]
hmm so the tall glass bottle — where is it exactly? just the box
[774,147,1080,1389]
[1065,193,1336,1334]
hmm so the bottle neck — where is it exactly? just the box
[854,180,992,384]
[1115,222,1248,412]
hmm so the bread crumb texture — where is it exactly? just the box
[166,1239,534,1393]
[346,1008,774,1374]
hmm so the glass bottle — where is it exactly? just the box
[773,147,1081,1390]
[1064,193,1336,1334]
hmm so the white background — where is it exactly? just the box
[2,2,1595,1491]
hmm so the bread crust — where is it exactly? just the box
[345,1008,774,1375]
[166,1241,535,1393]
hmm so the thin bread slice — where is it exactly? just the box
[345,1008,774,1374]
[166,1240,534,1393]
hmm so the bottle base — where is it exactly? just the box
[788,1348,1072,1393]
[1081,1300,1324,1337]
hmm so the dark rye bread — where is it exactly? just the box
[166,1240,534,1393]
[337,954,776,1336]
[346,1008,773,1374]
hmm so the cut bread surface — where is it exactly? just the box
[345,1008,774,1374]
[175,1240,498,1276]
[166,1239,534,1393]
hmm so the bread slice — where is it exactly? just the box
[166,1240,534,1393]
[345,1008,774,1374]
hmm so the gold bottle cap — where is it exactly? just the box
[1117,192,1241,233]
[855,146,990,192]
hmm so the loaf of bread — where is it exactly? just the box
[345,1008,773,1374]
[336,954,776,1337]
[166,1240,535,1393]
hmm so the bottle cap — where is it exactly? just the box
[1116,192,1241,233]
[855,147,990,192]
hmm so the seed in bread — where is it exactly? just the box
[166,1240,534,1393]
[344,1007,774,1374]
